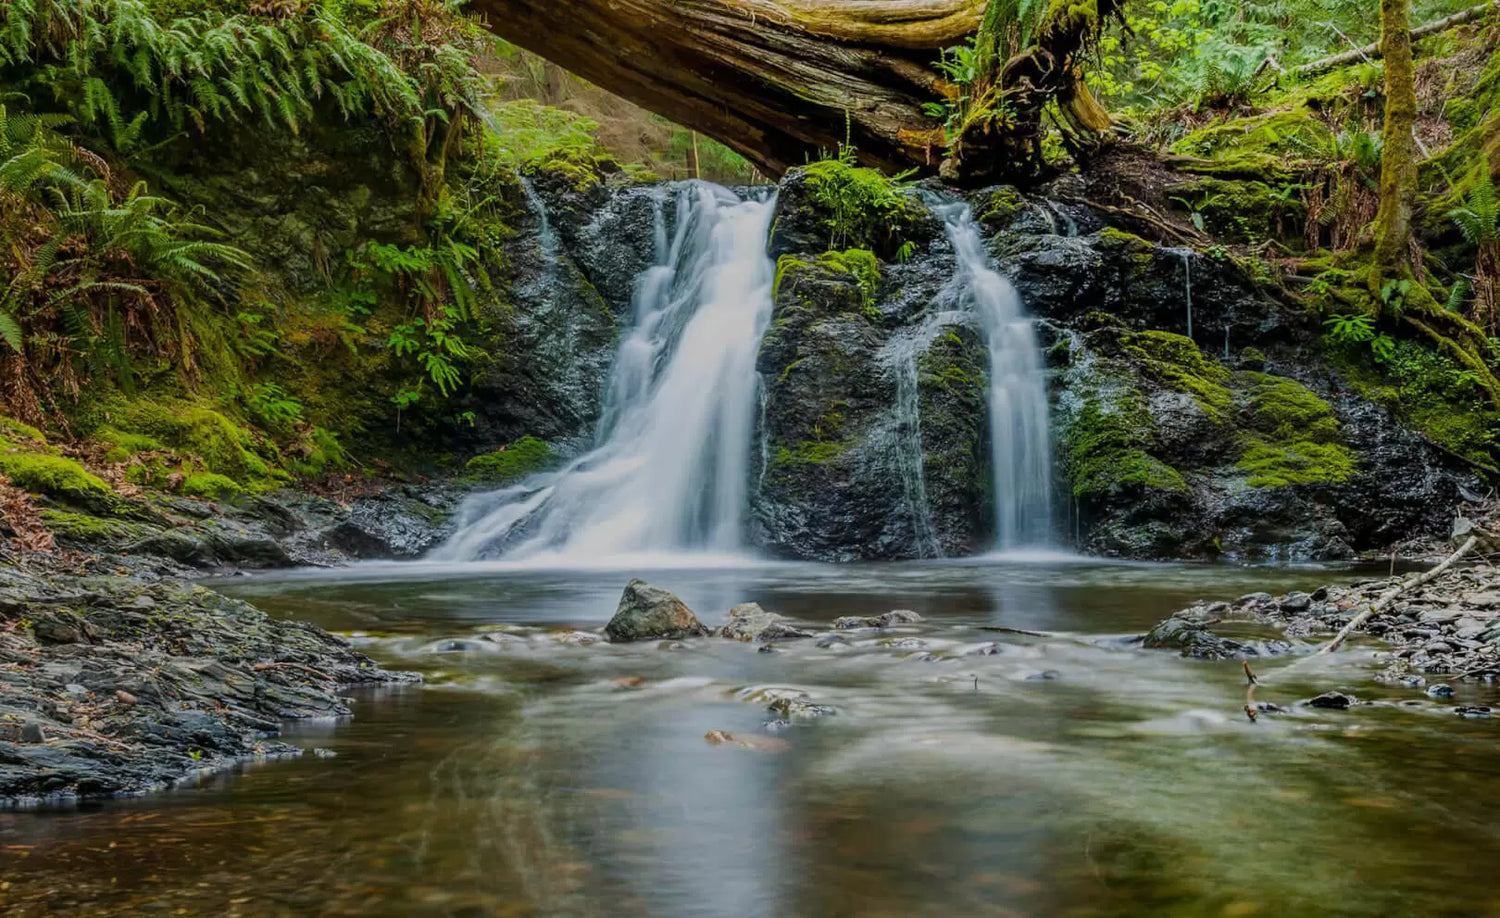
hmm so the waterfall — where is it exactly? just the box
[881,314,964,558]
[938,205,1053,550]
[435,183,777,562]
[1177,249,1194,340]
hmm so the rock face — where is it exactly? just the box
[462,169,1478,563]
[0,562,416,804]
[605,580,710,642]
[751,192,991,561]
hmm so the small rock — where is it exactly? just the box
[1235,592,1272,607]
[63,683,89,698]
[1400,675,1427,688]
[703,730,789,752]
[1307,691,1356,710]
[757,644,777,654]
[1026,670,1062,681]
[312,748,338,759]
[832,610,925,630]
[605,580,710,643]
[1426,641,1455,656]
[115,690,138,705]
[1456,706,1493,718]
[1426,683,1455,699]
[966,643,1004,657]
[1280,592,1312,613]
[611,677,646,690]
[719,603,812,642]
[19,722,45,743]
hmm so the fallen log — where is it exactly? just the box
[1294,2,1495,78]
[1317,534,1480,655]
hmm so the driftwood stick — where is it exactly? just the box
[1318,536,1479,655]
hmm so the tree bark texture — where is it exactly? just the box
[1373,0,1419,279]
[469,0,1113,179]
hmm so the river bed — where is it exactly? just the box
[3,558,1499,917]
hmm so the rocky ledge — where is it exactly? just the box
[0,553,417,806]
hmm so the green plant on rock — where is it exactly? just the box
[0,452,109,499]
[802,148,915,254]
[1447,159,1499,335]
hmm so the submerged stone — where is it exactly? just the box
[719,603,813,642]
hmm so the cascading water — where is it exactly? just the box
[435,183,777,562]
[937,204,1054,549]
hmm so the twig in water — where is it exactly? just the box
[977,626,1051,638]
[1243,661,1258,685]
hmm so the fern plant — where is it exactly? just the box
[1448,159,1499,335]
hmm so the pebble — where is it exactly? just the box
[1025,670,1062,682]
[1280,592,1312,613]
[1426,683,1455,699]
[1456,706,1493,718]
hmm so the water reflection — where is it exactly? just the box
[4,561,1500,917]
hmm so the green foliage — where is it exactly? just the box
[463,436,555,484]
[483,99,601,166]
[815,249,882,314]
[801,150,916,254]
[1448,159,1498,247]
[774,440,848,468]
[113,397,287,487]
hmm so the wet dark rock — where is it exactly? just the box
[0,562,416,805]
[605,580,710,643]
[1426,683,1455,699]
[719,603,813,642]
[1307,692,1356,710]
[1142,616,1295,660]
[1026,670,1063,681]
[1456,706,1493,717]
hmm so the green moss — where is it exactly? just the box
[774,440,847,467]
[97,427,166,463]
[40,510,154,547]
[111,399,287,489]
[816,249,882,314]
[181,473,244,500]
[0,417,48,446]
[977,187,1026,230]
[0,453,110,499]
[1237,442,1356,488]
[1170,109,1334,163]
[1327,337,1500,470]
[800,159,916,254]
[1168,176,1306,243]
[1233,372,1356,488]
[773,255,810,300]
[522,147,620,192]
[1062,400,1189,498]
[464,436,556,484]
[1119,331,1234,419]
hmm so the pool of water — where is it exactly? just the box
[4,557,1500,917]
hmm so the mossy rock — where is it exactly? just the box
[799,159,919,256]
[1118,330,1234,419]
[0,453,110,499]
[464,436,556,484]
[181,473,245,500]
[772,440,848,469]
[976,187,1027,232]
[40,510,161,551]
[1062,399,1190,499]
[97,427,167,463]
[1236,441,1356,488]
[1232,372,1356,488]
[111,399,288,490]
[523,147,622,193]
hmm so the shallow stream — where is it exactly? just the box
[4,558,1500,917]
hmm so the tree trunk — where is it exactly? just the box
[469,0,1114,180]
[1372,0,1419,282]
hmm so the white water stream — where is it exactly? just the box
[435,183,776,561]
[937,204,1054,549]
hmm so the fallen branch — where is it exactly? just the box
[977,625,1052,638]
[1295,3,1495,78]
[1318,535,1479,655]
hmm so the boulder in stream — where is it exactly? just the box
[605,580,710,643]
[719,603,813,642]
